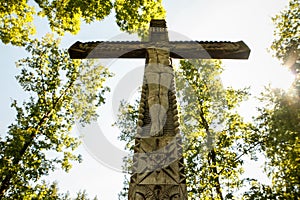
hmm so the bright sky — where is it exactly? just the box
[0,0,295,199]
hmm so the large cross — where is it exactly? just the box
[68,19,250,200]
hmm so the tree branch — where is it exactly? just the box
[0,79,75,199]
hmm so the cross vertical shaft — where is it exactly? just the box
[128,20,187,199]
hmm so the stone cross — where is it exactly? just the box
[68,19,250,200]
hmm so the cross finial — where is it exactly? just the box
[149,19,169,42]
[150,19,167,28]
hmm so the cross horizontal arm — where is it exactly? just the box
[68,41,250,59]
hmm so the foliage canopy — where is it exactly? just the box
[0,0,166,46]
[244,0,300,198]
[271,0,299,71]
[0,34,112,198]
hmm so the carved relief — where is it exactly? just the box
[129,184,186,200]
[69,41,250,59]
[145,48,173,137]
[128,19,187,200]
[129,77,187,199]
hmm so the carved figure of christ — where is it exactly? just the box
[145,47,173,136]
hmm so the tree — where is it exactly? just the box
[114,0,166,39]
[176,60,251,199]
[114,100,139,200]
[244,88,300,199]
[271,0,299,66]
[244,0,300,198]
[271,0,299,93]
[0,0,165,46]
[115,59,252,199]
[0,34,112,199]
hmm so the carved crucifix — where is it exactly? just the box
[68,19,250,200]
